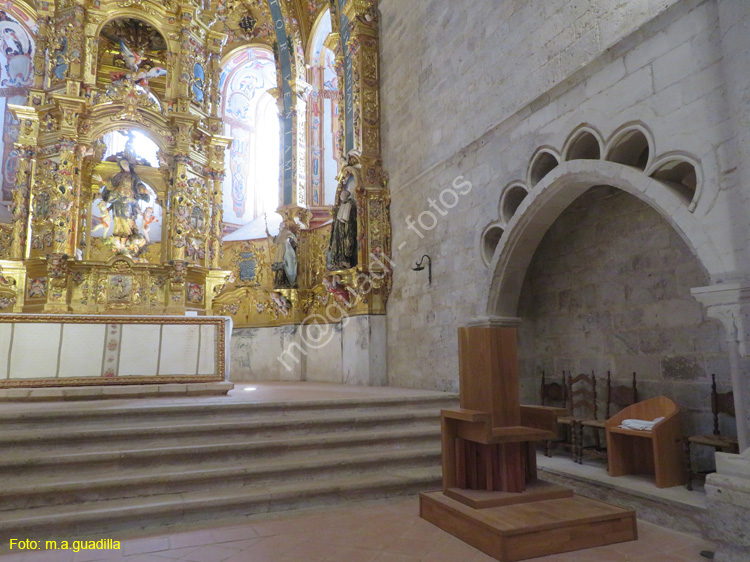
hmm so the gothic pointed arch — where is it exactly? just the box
[486,160,725,318]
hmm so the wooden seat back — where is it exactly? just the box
[606,395,679,431]
[567,372,597,419]
[605,371,638,419]
[541,370,567,408]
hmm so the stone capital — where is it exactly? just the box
[692,282,750,353]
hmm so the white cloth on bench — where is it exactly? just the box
[619,417,664,431]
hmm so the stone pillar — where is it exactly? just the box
[691,283,750,452]
[342,315,386,386]
[704,448,750,562]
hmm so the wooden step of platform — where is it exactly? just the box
[444,480,573,509]
[420,490,637,562]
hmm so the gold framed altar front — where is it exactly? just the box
[0,314,227,388]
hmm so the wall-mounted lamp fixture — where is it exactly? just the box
[412,254,432,285]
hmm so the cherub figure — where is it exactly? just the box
[141,207,156,242]
[270,292,292,317]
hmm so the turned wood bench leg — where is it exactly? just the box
[683,438,693,491]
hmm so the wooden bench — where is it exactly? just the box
[606,396,686,488]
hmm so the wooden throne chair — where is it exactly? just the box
[420,322,636,561]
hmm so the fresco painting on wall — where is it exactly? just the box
[0,9,34,213]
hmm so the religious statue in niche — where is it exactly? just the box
[266,219,298,288]
[92,157,153,260]
[328,178,357,270]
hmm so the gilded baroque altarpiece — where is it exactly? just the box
[0,0,390,328]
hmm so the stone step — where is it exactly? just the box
[0,445,442,511]
[0,395,458,431]
[0,388,457,542]
[0,426,441,476]
[0,467,443,543]
[0,410,441,451]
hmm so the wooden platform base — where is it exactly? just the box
[445,480,573,509]
[420,490,637,562]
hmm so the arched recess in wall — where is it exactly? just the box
[480,223,504,267]
[562,126,603,161]
[219,46,280,238]
[500,182,529,224]
[527,148,560,187]
[0,8,35,218]
[485,160,725,319]
[648,154,701,211]
[307,7,340,207]
[605,125,653,171]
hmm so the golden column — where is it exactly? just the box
[52,95,87,256]
[335,0,391,314]
[7,107,39,260]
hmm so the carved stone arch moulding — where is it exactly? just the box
[499,181,529,225]
[484,121,707,270]
[527,147,560,187]
[604,122,655,172]
[646,152,702,212]
[562,124,604,161]
[479,222,504,268]
[484,160,725,317]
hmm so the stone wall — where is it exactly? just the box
[379,0,684,187]
[516,185,728,442]
[229,316,386,385]
[380,0,749,410]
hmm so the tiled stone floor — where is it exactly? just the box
[0,495,714,562]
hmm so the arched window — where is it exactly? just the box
[308,9,340,207]
[0,10,35,220]
[220,47,279,235]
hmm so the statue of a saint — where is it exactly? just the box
[93,158,151,258]
[266,223,298,288]
[101,159,149,237]
[328,189,357,270]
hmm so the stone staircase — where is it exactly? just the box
[0,391,457,541]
